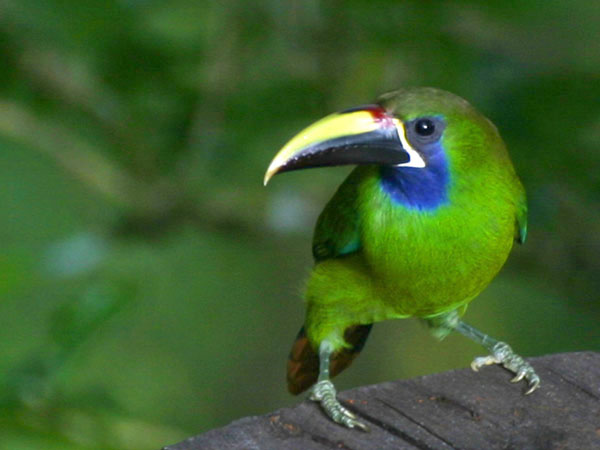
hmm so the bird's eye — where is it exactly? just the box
[415,119,435,136]
[406,116,445,148]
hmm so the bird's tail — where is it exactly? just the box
[286,324,373,395]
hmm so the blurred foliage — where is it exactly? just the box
[0,0,598,449]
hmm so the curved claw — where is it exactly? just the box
[348,417,370,432]
[470,342,541,395]
[338,406,369,431]
[311,380,370,432]
[471,355,499,372]
[511,370,526,383]
[343,408,357,420]
[525,375,541,395]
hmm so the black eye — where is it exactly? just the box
[415,118,435,136]
[406,116,445,147]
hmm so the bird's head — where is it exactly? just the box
[264,87,499,186]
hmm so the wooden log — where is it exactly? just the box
[164,352,600,449]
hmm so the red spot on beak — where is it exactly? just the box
[340,104,396,128]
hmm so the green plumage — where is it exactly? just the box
[266,87,537,428]
[305,88,526,351]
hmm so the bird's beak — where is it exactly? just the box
[264,104,425,185]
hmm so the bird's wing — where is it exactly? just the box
[515,184,528,244]
[312,172,362,261]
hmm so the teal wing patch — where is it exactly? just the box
[515,184,528,244]
[312,173,362,261]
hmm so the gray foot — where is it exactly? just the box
[471,342,540,394]
[310,380,369,431]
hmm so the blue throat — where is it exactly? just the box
[379,146,450,211]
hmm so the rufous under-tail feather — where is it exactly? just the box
[287,324,372,395]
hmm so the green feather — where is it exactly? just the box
[303,88,527,352]
[515,190,528,244]
[312,170,362,261]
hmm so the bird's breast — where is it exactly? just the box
[359,180,515,317]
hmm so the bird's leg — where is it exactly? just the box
[309,341,369,431]
[453,320,540,394]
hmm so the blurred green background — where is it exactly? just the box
[0,0,598,449]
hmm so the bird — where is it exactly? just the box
[263,87,539,431]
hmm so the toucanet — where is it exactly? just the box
[264,87,539,430]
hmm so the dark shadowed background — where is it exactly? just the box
[0,1,598,449]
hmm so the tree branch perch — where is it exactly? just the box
[164,352,600,450]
